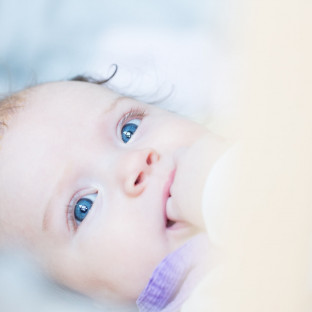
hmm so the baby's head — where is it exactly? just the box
[0,80,225,307]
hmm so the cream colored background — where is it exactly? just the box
[184,1,312,311]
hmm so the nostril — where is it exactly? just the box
[146,151,159,165]
[134,172,144,185]
[146,153,152,165]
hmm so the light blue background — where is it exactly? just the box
[0,0,226,118]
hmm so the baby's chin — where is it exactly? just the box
[169,133,229,231]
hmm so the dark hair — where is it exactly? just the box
[70,64,118,85]
[70,65,174,106]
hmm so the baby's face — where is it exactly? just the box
[0,81,223,305]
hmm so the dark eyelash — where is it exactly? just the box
[67,201,78,232]
[119,107,146,127]
[67,190,97,233]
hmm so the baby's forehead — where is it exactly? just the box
[28,81,119,108]
[6,81,124,132]
[2,81,116,125]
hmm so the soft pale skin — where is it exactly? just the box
[0,81,226,306]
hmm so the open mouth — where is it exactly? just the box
[166,218,176,228]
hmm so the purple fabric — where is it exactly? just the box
[136,234,213,312]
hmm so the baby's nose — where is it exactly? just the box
[121,148,159,197]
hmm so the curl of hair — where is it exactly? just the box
[70,64,118,85]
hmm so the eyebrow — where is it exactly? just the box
[41,95,131,232]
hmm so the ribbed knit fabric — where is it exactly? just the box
[136,234,212,312]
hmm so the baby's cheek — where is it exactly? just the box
[79,225,166,300]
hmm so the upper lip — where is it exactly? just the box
[163,169,176,225]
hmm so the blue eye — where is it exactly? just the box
[121,120,140,143]
[74,197,93,223]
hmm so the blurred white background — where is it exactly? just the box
[0,0,231,119]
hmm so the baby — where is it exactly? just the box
[0,78,227,311]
